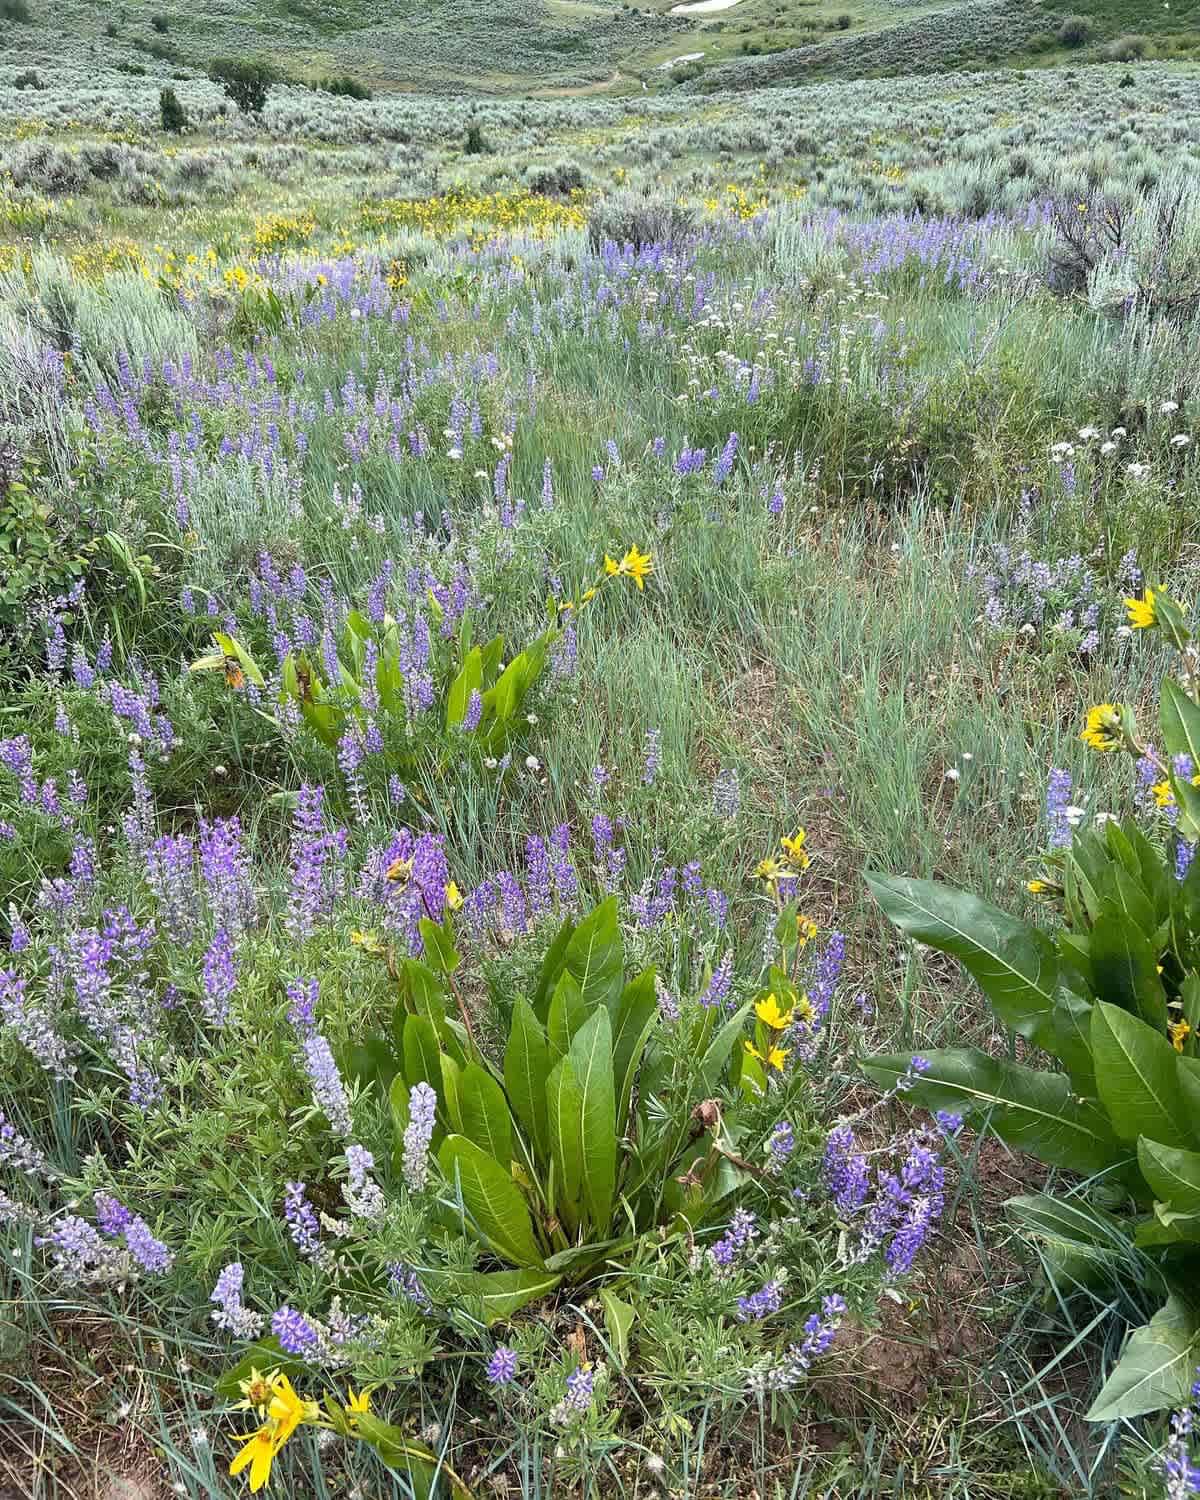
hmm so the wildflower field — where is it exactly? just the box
[8,6,1200,1499]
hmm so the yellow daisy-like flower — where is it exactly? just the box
[754,992,794,1030]
[603,546,655,590]
[444,881,463,911]
[754,855,786,887]
[1080,704,1124,752]
[1169,1019,1192,1053]
[780,829,810,870]
[746,1039,791,1072]
[1124,587,1157,630]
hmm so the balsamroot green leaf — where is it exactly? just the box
[699,1001,754,1096]
[568,1007,617,1232]
[1086,1293,1200,1421]
[563,896,624,1016]
[1089,907,1167,1028]
[351,1411,474,1500]
[599,1288,635,1365]
[505,997,550,1161]
[459,1063,513,1169]
[866,873,1058,1048]
[1139,1138,1200,1236]
[403,1014,443,1097]
[438,1135,544,1269]
[423,1267,559,1324]
[532,915,575,1021]
[862,1048,1129,1178]
[445,645,483,730]
[612,969,658,1134]
[1090,1003,1192,1149]
[547,970,590,1057]
[546,1055,584,1221]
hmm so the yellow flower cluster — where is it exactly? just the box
[69,237,146,281]
[251,212,317,253]
[360,188,586,241]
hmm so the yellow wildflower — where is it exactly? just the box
[754,992,794,1030]
[444,881,463,911]
[1125,587,1157,629]
[1080,704,1124,752]
[745,1039,790,1072]
[780,829,810,870]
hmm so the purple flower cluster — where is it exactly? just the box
[210,1261,265,1339]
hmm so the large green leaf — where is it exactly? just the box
[1091,1002,1192,1149]
[424,1267,559,1324]
[562,896,624,1016]
[445,645,483,730]
[1086,1293,1200,1421]
[547,969,589,1057]
[459,1063,513,1169]
[546,1055,584,1225]
[568,1007,617,1233]
[611,968,658,1134]
[863,1048,1129,1178]
[1089,907,1167,1028]
[504,996,550,1161]
[1139,1137,1200,1236]
[438,1135,544,1269]
[867,873,1058,1049]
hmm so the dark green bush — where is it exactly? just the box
[208,57,275,114]
[1057,14,1094,46]
[159,85,187,133]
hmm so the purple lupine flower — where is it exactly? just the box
[284,1181,322,1259]
[700,950,733,1009]
[0,1111,49,1175]
[525,836,553,919]
[564,1367,593,1411]
[736,1280,783,1322]
[272,1305,319,1355]
[146,834,197,945]
[286,977,319,1034]
[642,728,661,786]
[389,1262,433,1313]
[1045,768,1073,849]
[712,768,740,818]
[200,928,236,1027]
[210,1261,264,1339]
[344,1143,385,1221]
[301,1033,352,1136]
[767,1121,795,1171]
[124,1215,173,1274]
[402,1081,437,1190]
[94,1191,133,1235]
[487,1345,518,1387]
[824,1124,871,1212]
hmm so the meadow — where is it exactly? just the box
[6,6,1200,1499]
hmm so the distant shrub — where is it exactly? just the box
[209,57,275,115]
[587,189,695,251]
[319,74,372,100]
[13,69,43,90]
[0,0,32,20]
[159,85,187,133]
[1105,33,1150,62]
[464,121,489,155]
[151,12,169,31]
[1057,15,1094,46]
[526,159,585,197]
